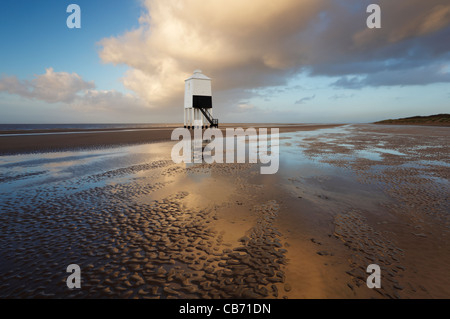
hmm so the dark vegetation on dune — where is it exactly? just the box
[374,114,450,126]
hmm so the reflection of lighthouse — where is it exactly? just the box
[184,70,218,129]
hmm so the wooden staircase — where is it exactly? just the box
[199,108,219,128]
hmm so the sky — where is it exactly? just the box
[0,0,449,124]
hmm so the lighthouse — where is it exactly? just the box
[184,70,218,129]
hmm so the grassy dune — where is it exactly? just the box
[375,114,450,126]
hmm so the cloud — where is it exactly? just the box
[237,103,255,111]
[329,93,355,100]
[0,68,148,115]
[98,0,328,109]
[295,95,316,104]
[220,101,258,117]
[96,0,450,113]
[72,89,147,113]
[0,68,95,103]
[333,63,450,89]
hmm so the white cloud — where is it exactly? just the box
[329,93,355,100]
[0,68,148,115]
[98,0,327,109]
[0,68,95,103]
[295,95,316,104]
[237,103,255,111]
[98,0,450,113]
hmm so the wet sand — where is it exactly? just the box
[0,124,448,299]
[0,124,341,155]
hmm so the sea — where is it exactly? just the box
[0,124,177,131]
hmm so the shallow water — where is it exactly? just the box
[0,124,449,298]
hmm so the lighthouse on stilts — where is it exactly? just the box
[184,70,218,129]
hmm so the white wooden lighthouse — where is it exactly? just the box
[184,70,218,129]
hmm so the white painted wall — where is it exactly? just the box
[191,78,212,96]
[184,80,193,109]
[184,70,212,109]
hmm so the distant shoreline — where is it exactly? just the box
[374,114,450,126]
[375,122,450,127]
[0,124,343,155]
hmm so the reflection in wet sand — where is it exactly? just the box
[0,124,448,298]
[284,124,449,298]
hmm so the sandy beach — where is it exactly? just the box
[0,124,340,155]
[0,124,448,299]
